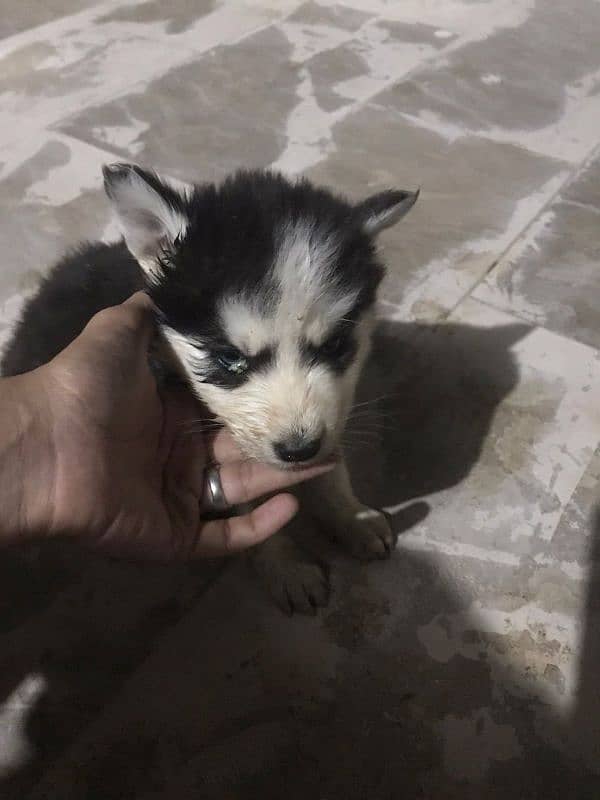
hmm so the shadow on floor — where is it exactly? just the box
[1,317,598,798]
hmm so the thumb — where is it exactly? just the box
[118,291,158,353]
[80,291,157,356]
[63,291,158,377]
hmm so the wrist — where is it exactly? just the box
[0,368,57,544]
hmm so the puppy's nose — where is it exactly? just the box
[274,433,323,464]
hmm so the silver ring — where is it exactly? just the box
[204,465,228,513]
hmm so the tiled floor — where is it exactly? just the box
[1,1,599,797]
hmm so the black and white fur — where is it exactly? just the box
[1,165,418,614]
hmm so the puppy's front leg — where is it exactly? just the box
[300,460,396,561]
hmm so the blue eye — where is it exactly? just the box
[216,347,249,375]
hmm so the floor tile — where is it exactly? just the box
[306,104,568,318]
[375,298,600,557]
[372,0,600,164]
[26,547,600,799]
[474,154,600,349]
[54,9,452,180]
[0,134,119,306]
[94,0,218,35]
[0,1,279,139]
[0,0,101,41]
[57,24,306,183]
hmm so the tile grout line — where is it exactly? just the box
[440,139,600,323]
[463,292,600,357]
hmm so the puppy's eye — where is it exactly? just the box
[216,347,249,375]
[321,333,352,359]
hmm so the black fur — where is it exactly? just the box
[1,242,144,376]
[302,324,358,375]
[1,169,386,380]
[147,170,383,337]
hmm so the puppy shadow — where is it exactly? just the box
[7,315,597,799]
[347,318,527,526]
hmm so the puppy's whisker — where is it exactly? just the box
[349,396,400,410]
[342,441,379,454]
[181,417,220,428]
[180,418,223,436]
[346,419,387,429]
[346,411,390,423]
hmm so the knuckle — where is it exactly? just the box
[89,302,148,339]
[87,305,117,331]
[118,305,144,334]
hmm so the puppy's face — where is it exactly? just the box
[103,165,418,468]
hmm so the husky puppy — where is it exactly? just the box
[1,165,418,614]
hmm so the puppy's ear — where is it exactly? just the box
[103,163,188,280]
[354,188,419,236]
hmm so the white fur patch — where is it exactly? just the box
[108,169,188,280]
[161,325,208,391]
[217,220,359,355]
[218,296,272,356]
[273,220,357,333]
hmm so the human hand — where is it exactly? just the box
[5,293,332,557]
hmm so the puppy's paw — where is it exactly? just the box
[252,544,330,616]
[334,508,397,562]
[272,559,330,616]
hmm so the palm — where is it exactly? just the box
[33,294,329,559]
